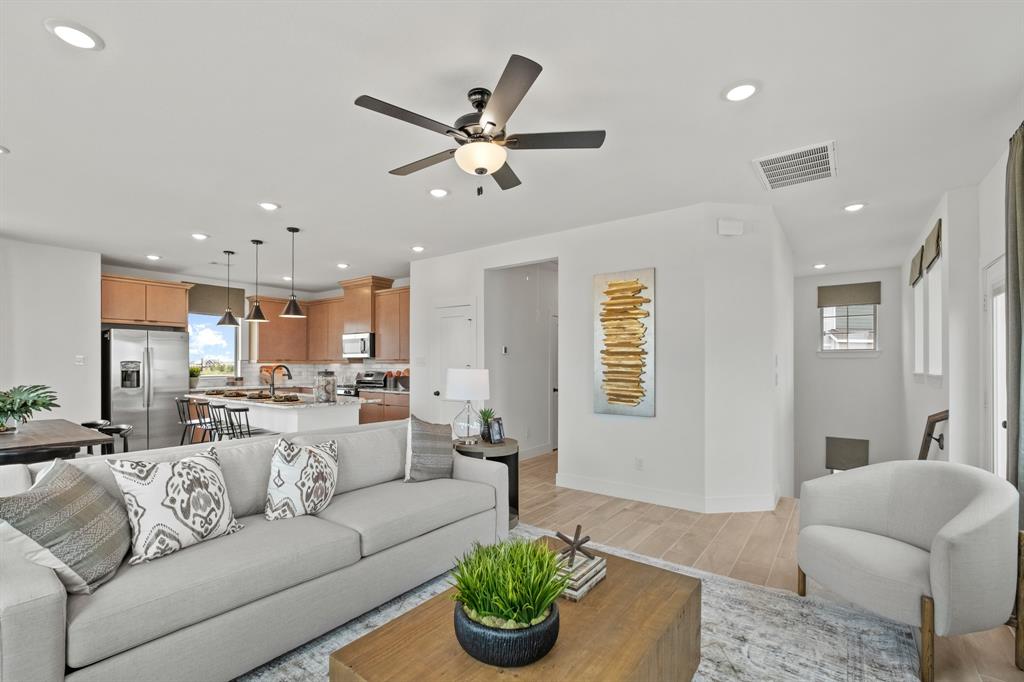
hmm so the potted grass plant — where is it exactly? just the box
[0,385,60,433]
[478,408,495,442]
[189,366,202,389]
[450,538,569,667]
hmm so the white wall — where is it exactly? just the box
[484,262,558,459]
[0,238,101,423]
[794,268,905,491]
[410,202,793,513]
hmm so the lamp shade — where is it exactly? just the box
[445,368,490,401]
[454,142,507,176]
[280,295,306,319]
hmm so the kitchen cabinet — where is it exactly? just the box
[101,275,190,327]
[358,391,409,424]
[340,275,394,333]
[248,296,308,362]
[326,298,346,361]
[306,297,346,362]
[383,392,409,421]
[373,287,410,361]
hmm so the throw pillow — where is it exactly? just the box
[406,414,454,482]
[265,438,339,520]
[0,459,130,594]
[108,448,243,564]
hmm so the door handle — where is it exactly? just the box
[552,387,559,393]
[433,390,440,397]
[1002,420,1008,429]
[361,339,367,354]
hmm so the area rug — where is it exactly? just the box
[237,523,919,681]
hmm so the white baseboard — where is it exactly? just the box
[554,472,706,512]
[703,493,779,513]
[519,442,553,460]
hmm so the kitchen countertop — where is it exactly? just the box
[184,393,370,410]
[357,388,410,395]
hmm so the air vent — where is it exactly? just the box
[753,140,837,190]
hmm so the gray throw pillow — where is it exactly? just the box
[406,414,454,482]
[0,459,130,594]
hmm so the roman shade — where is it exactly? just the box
[909,246,924,286]
[825,436,869,471]
[187,283,245,316]
[817,281,882,308]
[924,219,942,270]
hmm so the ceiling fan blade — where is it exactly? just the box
[492,162,522,190]
[480,55,542,135]
[504,131,606,150]
[388,149,457,176]
[355,95,466,140]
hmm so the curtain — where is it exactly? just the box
[1006,121,1024,528]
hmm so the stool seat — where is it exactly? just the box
[80,419,110,429]
[98,424,134,455]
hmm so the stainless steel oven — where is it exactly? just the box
[342,332,374,359]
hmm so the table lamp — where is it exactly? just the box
[446,368,490,444]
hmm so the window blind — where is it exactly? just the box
[923,219,942,270]
[186,283,245,316]
[909,246,924,286]
[817,281,881,308]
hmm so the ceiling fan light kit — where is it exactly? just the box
[354,54,605,191]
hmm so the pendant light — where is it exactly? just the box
[217,250,240,327]
[245,239,268,323]
[280,227,305,318]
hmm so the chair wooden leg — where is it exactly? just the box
[920,595,934,682]
[797,566,806,597]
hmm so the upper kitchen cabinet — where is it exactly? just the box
[339,275,393,334]
[306,297,346,362]
[373,287,410,361]
[248,296,308,362]
[101,275,191,327]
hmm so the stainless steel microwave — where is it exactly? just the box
[342,332,374,359]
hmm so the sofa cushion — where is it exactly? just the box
[65,513,360,667]
[317,478,494,556]
[284,421,406,495]
[265,438,339,520]
[406,415,454,482]
[799,524,931,627]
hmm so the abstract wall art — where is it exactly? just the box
[593,268,655,417]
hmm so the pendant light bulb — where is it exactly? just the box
[279,227,306,318]
[218,250,240,327]
[245,239,268,323]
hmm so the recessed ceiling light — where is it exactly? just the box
[411,246,425,253]
[191,233,209,241]
[813,263,827,270]
[844,203,866,212]
[258,201,280,211]
[146,254,161,261]
[282,275,292,281]
[44,20,105,50]
[724,83,758,102]
[0,145,9,155]
[337,263,349,269]
[429,188,448,198]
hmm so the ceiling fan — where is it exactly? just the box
[354,54,606,190]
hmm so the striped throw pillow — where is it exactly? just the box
[406,415,454,482]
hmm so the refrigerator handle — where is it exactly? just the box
[144,347,153,408]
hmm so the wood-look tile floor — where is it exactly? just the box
[519,452,1022,682]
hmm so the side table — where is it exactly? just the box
[453,437,519,529]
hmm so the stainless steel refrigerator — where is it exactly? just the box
[102,329,189,451]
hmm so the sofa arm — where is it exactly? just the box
[453,454,509,541]
[930,490,1018,636]
[799,464,895,534]
[0,553,66,682]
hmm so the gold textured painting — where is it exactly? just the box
[594,268,654,416]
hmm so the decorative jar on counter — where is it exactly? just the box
[315,371,337,403]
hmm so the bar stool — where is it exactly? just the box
[175,397,204,445]
[80,419,110,455]
[224,406,273,439]
[191,400,217,442]
[98,424,134,455]
[207,403,236,440]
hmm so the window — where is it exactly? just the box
[188,313,239,376]
[927,261,943,375]
[913,283,925,373]
[820,304,877,351]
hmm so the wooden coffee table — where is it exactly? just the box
[329,536,701,681]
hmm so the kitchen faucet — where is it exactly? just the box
[269,365,292,397]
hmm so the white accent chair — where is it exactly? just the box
[797,460,1019,682]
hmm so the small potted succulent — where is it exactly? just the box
[451,538,569,667]
[478,408,495,443]
[189,366,202,389]
[0,385,60,433]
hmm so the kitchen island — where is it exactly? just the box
[184,393,375,433]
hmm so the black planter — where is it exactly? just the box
[453,601,559,667]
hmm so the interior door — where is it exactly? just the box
[983,257,1008,478]
[550,314,559,450]
[434,304,476,423]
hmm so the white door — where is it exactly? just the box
[983,257,1008,478]
[549,314,558,450]
[434,304,476,423]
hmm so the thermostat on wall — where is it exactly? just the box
[717,219,744,237]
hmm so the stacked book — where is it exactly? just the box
[558,553,606,601]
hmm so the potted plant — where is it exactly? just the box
[0,385,60,433]
[189,366,202,389]
[478,408,495,443]
[451,538,569,667]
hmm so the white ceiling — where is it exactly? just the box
[2,1,1023,291]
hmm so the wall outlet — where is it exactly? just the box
[633,457,644,471]
[74,355,86,366]
[525,427,531,439]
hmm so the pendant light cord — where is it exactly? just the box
[254,243,259,299]
[225,252,231,309]
[290,229,296,296]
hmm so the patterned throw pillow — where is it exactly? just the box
[108,448,243,564]
[406,414,454,482]
[0,459,130,594]
[265,438,339,520]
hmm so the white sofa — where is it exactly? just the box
[0,421,509,682]
[798,460,1018,682]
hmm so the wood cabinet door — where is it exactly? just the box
[326,298,346,361]
[383,404,409,421]
[398,288,410,361]
[374,293,400,360]
[145,285,188,326]
[359,393,385,424]
[102,278,147,322]
[306,303,328,360]
[255,299,308,361]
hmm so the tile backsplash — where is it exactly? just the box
[237,360,410,387]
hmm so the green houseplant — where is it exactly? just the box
[478,408,495,442]
[0,385,60,433]
[450,538,569,667]
[189,365,202,389]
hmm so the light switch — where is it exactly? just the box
[74,355,86,366]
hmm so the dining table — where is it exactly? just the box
[0,419,112,465]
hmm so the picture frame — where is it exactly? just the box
[488,417,505,444]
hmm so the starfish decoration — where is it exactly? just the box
[556,524,595,568]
